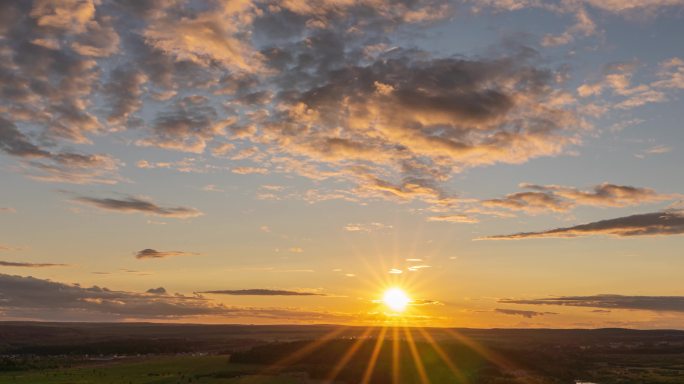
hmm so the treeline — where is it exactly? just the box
[3,338,207,356]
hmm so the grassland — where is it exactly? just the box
[0,356,303,384]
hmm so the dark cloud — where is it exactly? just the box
[500,295,684,313]
[137,96,233,153]
[482,210,684,239]
[483,183,678,215]
[102,66,147,127]
[0,260,67,268]
[146,287,167,295]
[0,273,350,322]
[483,191,572,213]
[200,289,324,296]
[0,118,122,184]
[0,117,50,157]
[521,183,678,207]
[495,308,558,318]
[73,195,203,218]
[135,248,198,259]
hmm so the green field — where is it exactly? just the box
[0,356,303,384]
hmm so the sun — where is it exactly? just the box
[383,287,410,312]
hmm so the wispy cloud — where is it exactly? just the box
[500,295,684,313]
[427,214,479,223]
[481,210,684,239]
[483,183,678,214]
[73,195,203,218]
[0,261,68,268]
[495,308,558,318]
[343,222,393,232]
[199,289,324,296]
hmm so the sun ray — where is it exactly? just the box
[403,326,431,384]
[440,328,521,374]
[254,325,350,378]
[392,326,401,384]
[325,327,374,382]
[416,326,469,383]
[361,326,388,384]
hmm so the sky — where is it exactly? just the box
[1,0,684,329]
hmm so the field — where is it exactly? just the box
[2,323,684,384]
[0,356,302,384]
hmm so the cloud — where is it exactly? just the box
[0,0,585,205]
[407,265,432,272]
[0,118,122,184]
[146,287,167,295]
[135,249,198,259]
[142,1,264,73]
[483,183,680,214]
[469,1,684,54]
[136,96,234,153]
[256,45,580,205]
[199,289,324,296]
[481,210,684,239]
[541,5,596,47]
[500,294,684,313]
[411,299,441,306]
[0,260,68,268]
[232,166,269,175]
[427,214,479,223]
[102,67,147,127]
[495,308,558,318]
[0,273,350,322]
[343,222,393,232]
[636,145,672,159]
[73,195,203,218]
[483,191,572,213]
[0,208,16,214]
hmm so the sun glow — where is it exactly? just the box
[383,288,410,312]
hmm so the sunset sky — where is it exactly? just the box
[1,0,684,328]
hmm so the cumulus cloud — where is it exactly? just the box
[495,308,558,318]
[0,260,68,268]
[0,0,584,204]
[472,1,684,44]
[500,294,684,313]
[137,96,234,153]
[482,210,684,239]
[0,118,122,184]
[135,249,198,259]
[199,289,324,296]
[0,0,680,210]
[142,1,264,73]
[73,195,203,218]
